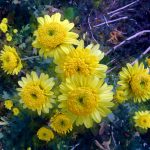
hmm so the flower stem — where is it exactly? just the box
[21,56,39,60]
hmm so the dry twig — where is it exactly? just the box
[107,66,117,73]
[106,59,116,66]
[95,140,106,150]
[107,0,140,15]
[88,10,98,43]
[93,16,128,28]
[131,46,150,65]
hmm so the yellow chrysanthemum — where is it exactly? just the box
[13,29,18,34]
[55,40,107,79]
[118,62,150,103]
[6,35,12,41]
[37,127,54,142]
[2,18,8,24]
[146,57,150,67]
[32,13,79,59]
[4,100,13,110]
[17,71,55,115]
[58,75,114,128]
[50,113,73,134]
[134,111,150,129]
[0,23,7,33]
[12,107,20,116]
[0,45,22,75]
[114,87,127,104]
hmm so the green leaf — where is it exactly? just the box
[2,91,11,99]
[93,0,103,8]
[64,7,76,21]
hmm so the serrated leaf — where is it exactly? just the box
[2,91,10,99]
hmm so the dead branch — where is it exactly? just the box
[110,11,123,18]
[107,66,117,73]
[106,59,116,65]
[88,10,98,43]
[107,0,140,15]
[93,16,128,28]
[131,46,150,65]
[95,140,105,150]
[105,30,150,55]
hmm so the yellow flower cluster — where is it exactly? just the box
[4,100,20,116]
[25,13,113,141]
[6,33,12,42]
[0,18,8,33]
[0,19,20,74]
[2,12,150,144]
[0,18,18,42]
[117,62,150,129]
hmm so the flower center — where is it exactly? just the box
[42,133,47,137]
[63,49,99,77]
[67,87,98,116]
[21,83,46,110]
[37,23,67,49]
[48,29,55,36]
[130,74,150,97]
[3,52,18,69]
[31,93,38,99]
[60,120,66,126]
[139,116,149,125]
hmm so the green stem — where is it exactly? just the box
[21,56,39,60]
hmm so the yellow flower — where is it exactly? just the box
[50,113,73,134]
[134,111,150,129]
[114,87,127,104]
[13,29,18,34]
[118,62,150,103]
[58,75,114,128]
[146,58,150,67]
[0,23,8,33]
[0,45,22,75]
[4,100,13,110]
[32,13,79,59]
[6,35,12,41]
[17,71,55,115]
[2,18,8,24]
[27,147,31,150]
[6,33,9,36]
[12,107,20,116]
[55,40,107,79]
[37,127,54,142]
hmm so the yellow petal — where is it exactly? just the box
[37,17,44,25]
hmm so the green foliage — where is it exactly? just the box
[93,0,103,8]
[63,7,77,21]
